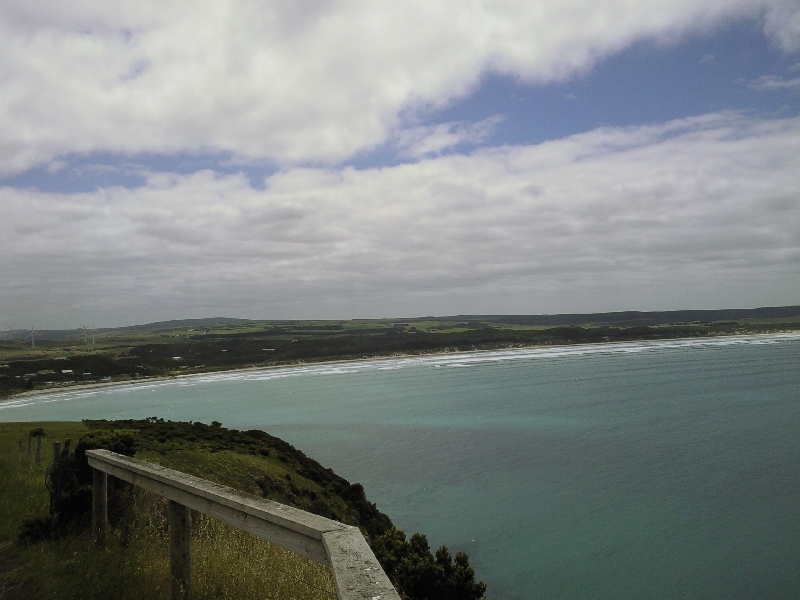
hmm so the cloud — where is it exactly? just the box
[2,112,798,327]
[764,0,800,52]
[1,0,796,175]
[396,116,504,159]
[749,74,800,90]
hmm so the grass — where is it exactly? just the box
[0,422,87,540]
[0,422,335,600]
[16,499,335,600]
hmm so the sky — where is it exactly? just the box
[1,0,799,329]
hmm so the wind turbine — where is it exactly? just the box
[27,326,37,349]
[80,324,97,346]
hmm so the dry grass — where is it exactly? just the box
[0,422,335,600]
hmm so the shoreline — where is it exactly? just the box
[3,329,799,407]
[2,348,472,404]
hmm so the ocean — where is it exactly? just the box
[2,334,799,599]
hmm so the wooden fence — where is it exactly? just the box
[86,449,400,600]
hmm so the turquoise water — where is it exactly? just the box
[2,334,799,599]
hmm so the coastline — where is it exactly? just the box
[4,329,799,407]
[1,348,468,404]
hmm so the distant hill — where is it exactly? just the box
[114,317,254,332]
[5,306,799,340]
[3,318,254,341]
[446,305,800,327]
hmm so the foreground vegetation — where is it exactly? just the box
[2,307,798,399]
[0,420,486,600]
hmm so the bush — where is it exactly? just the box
[373,526,486,600]
[18,430,137,543]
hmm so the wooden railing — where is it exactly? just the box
[86,449,400,600]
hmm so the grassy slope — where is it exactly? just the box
[93,418,383,530]
[0,420,376,600]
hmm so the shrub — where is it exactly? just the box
[18,430,137,543]
[373,526,486,600]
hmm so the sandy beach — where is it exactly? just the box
[0,348,472,405]
[5,330,799,407]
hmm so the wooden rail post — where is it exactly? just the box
[27,435,31,457]
[53,441,61,464]
[35,436,42,464]
[92,468,108,544]
[168,500,192,600]
[18,440,23,454]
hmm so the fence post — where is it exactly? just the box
[53,441,61,464]
[18,440,23,454]
[168,500,192,600]
[35,436,42,464]
[27,435,31,457]
[92,468,108,544]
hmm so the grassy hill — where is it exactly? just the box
[0,419,485,600]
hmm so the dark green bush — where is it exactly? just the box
[18,430,137,543]
[373,526,486,600]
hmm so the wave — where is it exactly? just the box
[3,332,799,412]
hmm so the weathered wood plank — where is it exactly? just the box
[168,500,192,600]
[92,468,108,544]
[86,450,346,563]
[323,529,401,600]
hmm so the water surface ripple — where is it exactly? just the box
[3,334,799,599]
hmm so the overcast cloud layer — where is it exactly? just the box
[1,0,799,327]
[2,113,799,327]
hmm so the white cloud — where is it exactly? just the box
[1,0,795,174]
[764,0,800,52]
[396,116,504,158]
[1,113,798,327]
[749,74,800,89]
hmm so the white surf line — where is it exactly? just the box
[2,332,799,412]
